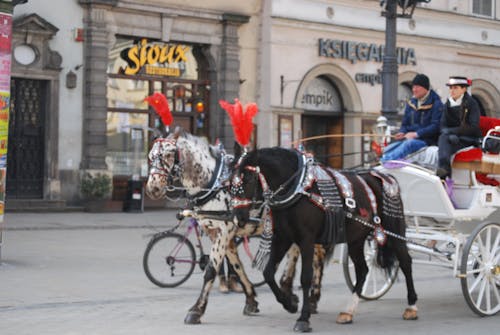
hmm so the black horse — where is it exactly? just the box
[231,147,418,332]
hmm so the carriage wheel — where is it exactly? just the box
[460,221,500,316]
[342,236,399,300]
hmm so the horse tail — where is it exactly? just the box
[376,235,397,271]
[376,208,400,273]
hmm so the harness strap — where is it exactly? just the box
[328,169,356,209]
[190,152,226,206]
[355,175,378,215]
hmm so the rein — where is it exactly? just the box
[292,132,396,146]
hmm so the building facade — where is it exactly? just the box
[256,0,500,168]
[6,0,500,209]
[9,0,260,209]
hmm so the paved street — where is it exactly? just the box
[0,210,498,335]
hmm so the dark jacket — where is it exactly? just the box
[440,92,481,138]
[400,89,443,145]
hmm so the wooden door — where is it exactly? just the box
[301,115,343,168]
[7,78,46,198]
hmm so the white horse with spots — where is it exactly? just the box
[146,128,264,323]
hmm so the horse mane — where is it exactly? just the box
[173,129,220,159]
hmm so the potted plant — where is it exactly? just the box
[80,171,112,212]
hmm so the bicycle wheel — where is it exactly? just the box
[236,236,266,287]
[342,237,399,300]
[143,231,196,288]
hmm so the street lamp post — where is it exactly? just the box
[381,0,399,124]
[380,0,431,124]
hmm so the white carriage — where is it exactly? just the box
[343,123,500,317]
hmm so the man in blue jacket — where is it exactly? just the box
[381,73,443,162]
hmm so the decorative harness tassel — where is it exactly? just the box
[252,204,273,271]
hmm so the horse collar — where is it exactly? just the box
[190,152,229,207]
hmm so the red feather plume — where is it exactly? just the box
[219,99,258,146]
[144,92,173,126]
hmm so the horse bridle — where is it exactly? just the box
[148,137,183,188]
[230,165,268,211]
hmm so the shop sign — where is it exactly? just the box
[299,77,342,112]
[355,70,382,86]
[120,39,190,76]
[318,38,416,65]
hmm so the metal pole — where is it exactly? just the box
[381,0,399,123]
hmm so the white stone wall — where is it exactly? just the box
[13,0,84,171]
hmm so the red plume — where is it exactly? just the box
[144,92,173,126]
[219,99,258,146]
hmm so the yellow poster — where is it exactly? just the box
[0,91,9,157]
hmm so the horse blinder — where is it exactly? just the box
[230,166,262,225]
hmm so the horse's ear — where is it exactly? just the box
[173,126,182,139]
[209,145,220,158]
[233,141,243,160]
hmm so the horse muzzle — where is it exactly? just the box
[145,175,168,200]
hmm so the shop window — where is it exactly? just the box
[106,112,149,176]
[361,119,378,166]
[107,78,149,110]
[106,37,210,178]
[472,0,494,17]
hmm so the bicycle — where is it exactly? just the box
[143,210,266,288]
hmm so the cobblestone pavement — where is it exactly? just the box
[0,211,498,335]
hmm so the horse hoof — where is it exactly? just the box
[336,312,353,324]
[184,311,202,324]
[243,301,260,315]
[289,299,299,314]
[293,320,312,333]
[289,294,299,313]
[403,308,418,320]
[310,301,318,314]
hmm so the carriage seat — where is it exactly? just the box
[451,116,500,176]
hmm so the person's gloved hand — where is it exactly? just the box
[448,134,459,144]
